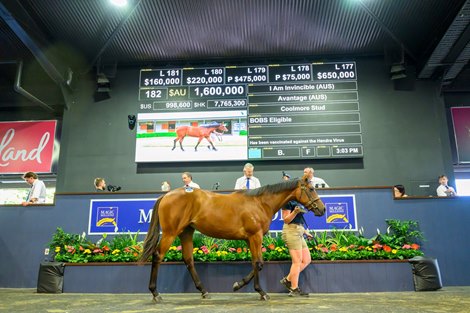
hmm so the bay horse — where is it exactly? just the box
[139,175,325,302]
[171,122,228,151]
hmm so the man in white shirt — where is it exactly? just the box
[235,163,261,190]
[303,167,329,188]
[436,175,457,197]
[182,172,200,189]
[21,172,47,206]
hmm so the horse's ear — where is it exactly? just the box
[301,174,309,184]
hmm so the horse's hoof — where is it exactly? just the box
[232,282,241,291]
[152,294,163,303]
[201,292,211,299]
[259,294,270,301]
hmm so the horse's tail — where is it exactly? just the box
[139,197,162,262]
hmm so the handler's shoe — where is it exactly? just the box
[288,287,309,297]
[280,276,292,291]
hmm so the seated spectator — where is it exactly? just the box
[436,175,457,197]
[393,184,408,198]
[94,178,107,192]
[21,172,47,206]
[303,167,329,188]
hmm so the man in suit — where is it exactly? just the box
[234,163,261,190]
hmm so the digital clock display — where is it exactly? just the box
[136,61,362,163]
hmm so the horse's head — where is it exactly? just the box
[295,174,325,216]
[217,123,228,133]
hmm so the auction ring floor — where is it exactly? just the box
[0,286,469,313]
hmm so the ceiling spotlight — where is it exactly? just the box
[96,74,110,92]
[390,63,407,80]
[390,64,406,73]
[94,74,111,102]
[110,0,128,7]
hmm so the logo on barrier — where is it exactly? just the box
[326,202,349,223]
[95,206,119,232]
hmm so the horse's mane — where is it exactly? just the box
[200,122,221,128]
[242,178,300,197]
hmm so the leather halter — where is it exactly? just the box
[300,184,321,211]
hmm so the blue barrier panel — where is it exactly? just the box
[88,194,356,234]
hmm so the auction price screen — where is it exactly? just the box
[136,62,362,163]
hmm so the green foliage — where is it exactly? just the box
[47,220,425,263]
[385,219,424,247]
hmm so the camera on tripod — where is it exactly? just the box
[107,185,121,192]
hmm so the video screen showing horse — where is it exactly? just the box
[135,111,247,162]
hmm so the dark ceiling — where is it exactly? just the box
[1,0,470,114]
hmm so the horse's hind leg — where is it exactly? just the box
[179,227,210,299]
[149,233,177,303]
[172,138,178,151]
[194,138,202,151]
[149,255,163,302]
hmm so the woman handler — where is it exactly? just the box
[280,199,313,297]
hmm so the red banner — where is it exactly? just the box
[0,120,57,174]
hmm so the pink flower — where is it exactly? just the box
[372,243,382,250]
[176,245,182,251]
[261,247,267,252]
[402,244,411,249]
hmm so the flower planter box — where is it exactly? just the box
[61,260,414,293]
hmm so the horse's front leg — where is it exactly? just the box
[179,227,210,299]
[250,235,268,300]
[205,136,217,151]
[232,269,254,291]
[233,235,269,300]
